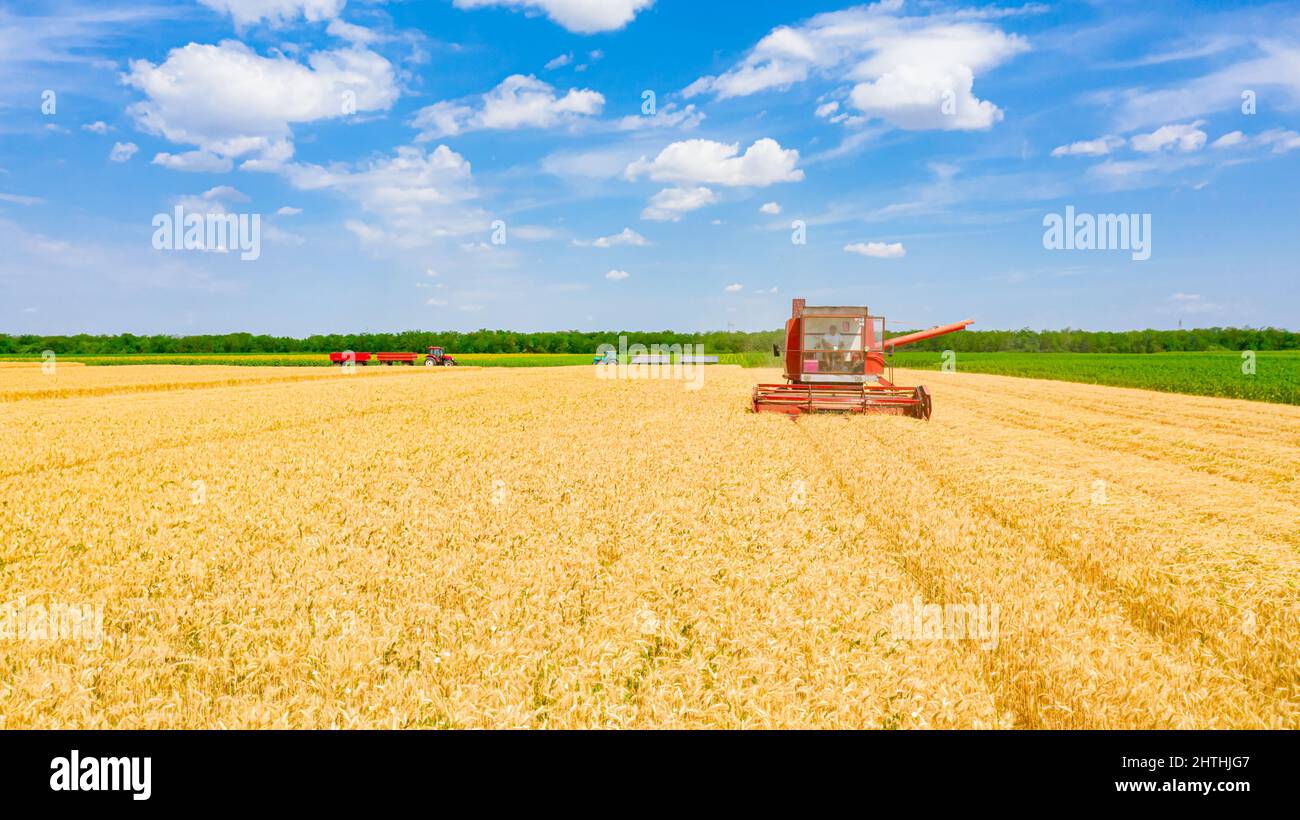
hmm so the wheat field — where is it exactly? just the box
[0,363,1296,728]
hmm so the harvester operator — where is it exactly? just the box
[819,322,844,372]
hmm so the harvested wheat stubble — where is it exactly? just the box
[0,365,1294,728]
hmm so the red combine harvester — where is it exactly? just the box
[751,299,972,419]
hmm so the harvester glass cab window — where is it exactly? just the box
[803,316,866,375]
[868,317,884,352]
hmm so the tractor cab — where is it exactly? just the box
[424,346,457,366]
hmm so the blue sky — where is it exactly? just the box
[1,0,1297,335]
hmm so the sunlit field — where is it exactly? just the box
[1,363,1295,728]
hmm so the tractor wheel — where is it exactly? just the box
[442,360,454,366]
[424,359,436,367]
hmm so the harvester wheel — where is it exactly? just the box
[913,386,933,420]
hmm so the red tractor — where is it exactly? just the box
[424,346,458,367]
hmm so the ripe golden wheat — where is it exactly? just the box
[0,364,1296,728]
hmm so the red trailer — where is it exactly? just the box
[328,352,372,366]
[375,352,419,366]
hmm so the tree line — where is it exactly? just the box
[1,326,1296,356]
[0,330,782,355]
[897,326,1300,353]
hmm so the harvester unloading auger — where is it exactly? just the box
[751,299,973,419]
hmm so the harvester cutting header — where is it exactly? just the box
[752,299,972,419]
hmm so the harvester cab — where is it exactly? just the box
[751,298,972,418]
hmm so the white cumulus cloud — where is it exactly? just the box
[845,241,906,258]
[1051,135,1125,157]
[452,0,655,34]
[624,138,803,187]
[759,201,781,214]
[615,103,705,131]
[684,3,1028,131]
[1257,128,1300,153]
[283,144,488,247]
[573,227,649,248]
[152,150,234,173]
[1211,130,1246,149]
[109,142,138,162]
[641,186,716,221]
[172,186,249,219]
[1130,121,1207,153]
[198,0,345,27]
[605,269,630,280]
[125,40,398,170]
[412,74,604,139]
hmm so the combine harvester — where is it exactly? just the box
[752,299,972,419]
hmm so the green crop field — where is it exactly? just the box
[889,350,1300,405]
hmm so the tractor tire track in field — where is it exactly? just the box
[0,371,489,481]
[789,415,1271,728]
[923,369,1300,457]
[0,370,341,403]
[0,364,486,403]
[926,372,1300,718]
[954,386,1300,491]
[895,421,1289,725]
[920,372,1300,558]
[930,372,1300,593]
